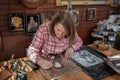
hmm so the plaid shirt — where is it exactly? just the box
[27,23,83,62]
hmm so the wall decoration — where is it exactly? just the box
[25,14,41,34]
[66,0,79,27]
[87,8,96,20]
[19,0,48,8]
[66,10,79,27]
[8,14,25,32]
[113,0,120,5]
[0,32,3,51]
[56,0,108,6]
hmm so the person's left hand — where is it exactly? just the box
[65,47,74,58]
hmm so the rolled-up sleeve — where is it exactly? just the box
[27,25,45,63]
[71,32,83,51]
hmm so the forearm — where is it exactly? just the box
[72,37,83,51]
[71,32,83,51]
[27,46,40,63]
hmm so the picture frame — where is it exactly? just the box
[25,14,41,34]
[8,13,25,32]
[113,0,120,5]
[87,8,96,21]
[0,32,3,51]
[56,0,108,6]
[71,50,104,68]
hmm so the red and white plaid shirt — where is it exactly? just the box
[27,23,83,62]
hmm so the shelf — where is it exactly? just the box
[93,29,116,34]
[91,32,104,39]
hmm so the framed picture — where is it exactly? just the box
[87,8,96,20]
[8,13,25,32]
[113,0,120,5]
[71,50,104,68]
[56,0,108,6]
[0,32,3,51]
[25,14,41,34]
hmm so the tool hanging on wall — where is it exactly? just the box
[67,0,79,27]
[67,0,73,14]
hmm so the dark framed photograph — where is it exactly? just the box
[8,13,25,32]
[25,14,41,34]
[0,32,3,51]
[87,8,96,20]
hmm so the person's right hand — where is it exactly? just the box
[38,58,54,69]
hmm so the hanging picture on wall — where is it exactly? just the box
[8,13,25,32]
[56,0,108,6]
[0,32,3,51]
[87,8,96,20]
[25,14,41,34]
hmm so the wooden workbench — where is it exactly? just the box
[27,68,120,80]
[1,46,120,80]
[27,45,120,80]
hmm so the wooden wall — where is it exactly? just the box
[0,0,119,61]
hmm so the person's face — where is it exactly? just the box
[54,23,67,39]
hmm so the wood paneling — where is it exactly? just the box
[77,27,94,45]
[0,0,119,61]
[0,35,32,61]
